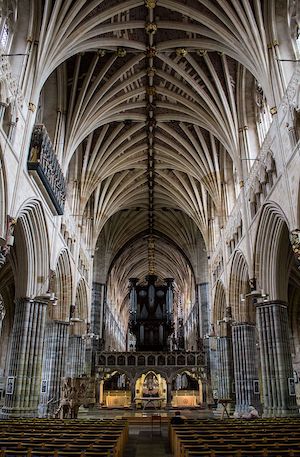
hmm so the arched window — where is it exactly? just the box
[255,82,272,146]
[295,25,300,53]
[0,21,9,50]
[0,1,17,53]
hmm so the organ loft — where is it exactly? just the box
[129,275,175,351]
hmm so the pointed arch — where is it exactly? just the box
[51,249,73,322]
[71,277,88,335]
[212,280,226,325]
[228,250,253,323]
[10,199,50,298]
[254,202,291,301]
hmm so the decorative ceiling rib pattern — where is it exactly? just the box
[34,0,277,312]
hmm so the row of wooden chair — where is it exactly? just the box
[0,418,128,457]
[0,451,110,456]
[169,417,300,457]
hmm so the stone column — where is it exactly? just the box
[99,379,104,406]
[131,379,136,409]
[198,379,203,404]
[197,283,210,339]
[232,323,260,415]
[1,298,47,418]
[91,282,106,373]
[216,334,234,400]
[166,381,172,408]
[197,283,210,380]
[66,335,86,378]
[256,300,299,417]
[39,320,69,417]
[0,298,5,337]
[91,282,106,338]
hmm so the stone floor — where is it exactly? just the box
[123,426,172,457]
[79,407,217,456]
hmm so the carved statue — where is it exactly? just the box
[54,377,95,419]
[0,216,17,269]
[290,229,300,267]
[0,298,5,321]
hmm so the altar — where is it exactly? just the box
[134,396,165,410]
[104,390,131,407]
[172,390,198,407]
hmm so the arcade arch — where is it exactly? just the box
[228,251,252,324]
[253,202,300,416]
[51,249,73,322]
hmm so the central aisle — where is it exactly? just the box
[78,407,216,455]
[123,421,172,457]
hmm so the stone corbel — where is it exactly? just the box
[145,0,157,8]
[0,296,5,321]
[290,229,300,266]
[28,102,36,112]
[0,216,17,269]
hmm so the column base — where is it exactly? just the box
[0,406,38,419]
[262,406,300,417]
[38,404,49,418]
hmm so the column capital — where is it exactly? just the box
[34,295,55,305]
[255,299,288,309]
[15,296,48,306]
[52,319,70,327]
[232,321,256,328]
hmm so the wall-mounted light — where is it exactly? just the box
[31,292,58,305]
[70,317,84,325]
[240,289,269,303]
[82,332,100,341]
[217,316,236,325]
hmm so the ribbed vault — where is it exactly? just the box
[31,0,293,320]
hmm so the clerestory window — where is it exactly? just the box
[0,19,10,51]
[255,82,272,146]
[296,26,300,55]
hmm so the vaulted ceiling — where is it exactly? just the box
[35,0,282,300]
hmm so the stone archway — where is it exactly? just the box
[1,200,50,418]
[39,248,74,417]
[212,280,227,329]
[228,250,252,323]
[134,370,167,410]
[254,202,299,416]
[211,280,234,405]
[66,279,89,381]
[228,251,260,415]
[171,368,205,408]
[100,370,131,408]
[50,249,73,322]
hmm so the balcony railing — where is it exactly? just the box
[27,124,66,215]
[96,350,205,368]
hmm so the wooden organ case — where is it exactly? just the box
[129,275,174,351]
